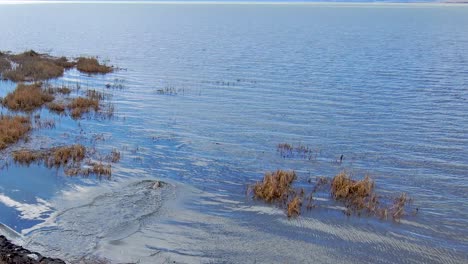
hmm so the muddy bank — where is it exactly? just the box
[0,235,65,264]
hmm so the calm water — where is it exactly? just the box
[0,3,467,263]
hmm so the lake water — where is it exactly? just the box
[0,2,467,263]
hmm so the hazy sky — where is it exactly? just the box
[0,0,444,2]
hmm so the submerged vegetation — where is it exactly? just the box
[277,143,319,160]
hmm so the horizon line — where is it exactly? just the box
[1,0,467,6]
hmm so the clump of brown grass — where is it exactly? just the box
[3,60,64,82]
[331,172,374,200]
[330,171,410,220]
[287,196,302,218]
[1,83,54,111]
[389,193,407,220]
[331,172,375,213]
[47,102,66,114]
[45,145,86,168]
[252,170,296,202]
[0,115,31,150]
[12,146,116,179]
[12,149,44,165]
[250,170,308,217]
[13,144,86,168]
[249,169,412,220]
[0,50,75,82]
[64,162,112,178]
[76,57,113,74]
[89,162,112,178]
[68,97,99,119]
[0,50,117,82]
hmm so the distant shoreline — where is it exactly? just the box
[0,0,468,5]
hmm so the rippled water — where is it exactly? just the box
[0,2,467,263]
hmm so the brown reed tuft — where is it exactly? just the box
[1,50,74,82]
[287,196,302,218]
[252,170,296,203]
[0,115,31,150]
[76,57,113,74]
[1,83,54,111]
[68,97,99,119]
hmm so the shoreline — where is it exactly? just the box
[0,236,65,264]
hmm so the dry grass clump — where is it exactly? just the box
[249,170,412,220]
[1,83,54,111]
[331,172,374,200]
[287,196,302,218]
[390,193,408,220]
[12,149,44,165]
[251,170,305,218]
[0,115,31,150]
[13,144,86,168]
[47,102,66,114]
[0,50,114,82]
[331,172,375,214]
[68,97,99,119]
[46,145,86,168]
[252,170,297,202]
[76,57,113,74]
[3,60,64,82]
[89,162,112,177]
[13,146,116,179]
[0,50,75,82]
[64,162,112,178]
[330,171,410,220]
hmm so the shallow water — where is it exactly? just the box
[0,2,467,263]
